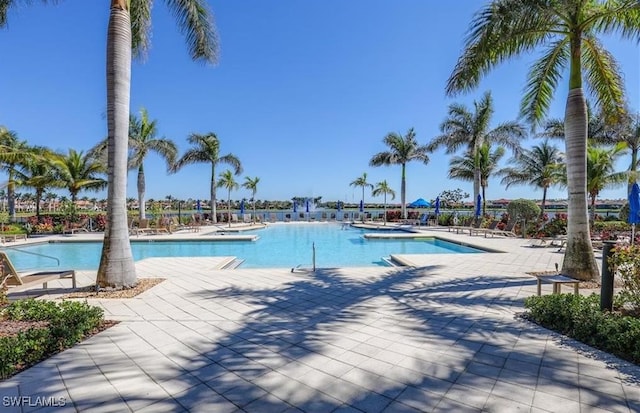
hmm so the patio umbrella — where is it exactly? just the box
[196,199,202,213]
[359,200,364,213]
[475,194,482,218]
[629,182,640,244]
[434,196,440,216]
[306,199,310,213]
[240,199,245,215]
[293,201,297,213]
[337,201,341,211]
[408,198,431,208]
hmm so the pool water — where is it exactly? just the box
[5,224,484,270]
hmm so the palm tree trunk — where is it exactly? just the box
[7,173,15,222]
[401,164,407,220]
[227,191,231,228]
[210,164,217,223]
[138,164,146,220]
[97,1,137,289]
[540,187,548,220]
[481,185,486,217]
[361,187,365,222]
[562,88,598,281]
[383,193,387,225]
[473,141,481,204]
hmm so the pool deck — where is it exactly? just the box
[2,224,639,412]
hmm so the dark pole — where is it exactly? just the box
[178,200,181,222]
[601,240,616,311]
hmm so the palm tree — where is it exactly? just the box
[350,173,373,222]
[16,146,61,221]
[51,149,107,203]
[426,91,525,207]
[586,143,627,222]
[372,180,396,225]
[217,170,239,228]
[446,1,640,281]
[96,0,219,289]
[448,142,505,216]
[128,108,177,219]
[370,128,429,220]
[591,112,640,193]
[497,140,565,218]
[242,176,260,223]
[173,133,242,224]
[0,127,36,221]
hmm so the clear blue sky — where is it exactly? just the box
[1,1,638,205]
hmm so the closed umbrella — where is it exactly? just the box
[629,182,640,244]
[359,200,364,212]
[475,194,482,220]
[293,201,297,213]
[337,201,341,211]
[434,196,440,216]
[240,199,245,215]
[306,199,310,213]
[196,199,202,213]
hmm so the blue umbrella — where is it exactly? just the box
[240,199,245,215]
[306,199,310,213]
[475,194,482,217]
[196,199,202,213]
[434,196,440,216]
[359,200,364,213]
[408,198,431,208]
[293,201,297,213]
[629,183,640,244]
[337,201,341,211]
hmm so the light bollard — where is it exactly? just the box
[600,240,617,311]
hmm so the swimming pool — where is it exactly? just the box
[4,224,485,270]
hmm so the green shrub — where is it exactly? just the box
[524,294,640,364]
[609,245,640,309]
[0,299,105,379]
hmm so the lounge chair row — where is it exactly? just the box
[449,218,517,238]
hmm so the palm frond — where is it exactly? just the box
[521,38,570,127]
[130,0,152,59]
[166,0,219,63]
[581,34,627,123]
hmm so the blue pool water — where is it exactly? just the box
[4,224,484,270]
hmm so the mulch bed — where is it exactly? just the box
[62,278,166,299]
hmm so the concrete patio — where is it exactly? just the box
[1,227,639,412]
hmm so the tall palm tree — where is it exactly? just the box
[372,180,396,225]
[446,1,640,281]
[350,173,373,222]
[242,176,260,223]
[370,128,429,220]
[448,142,505,216]
[217,170,239,228]
[128,108,177,220]
[50,149,107,203]
[96,0,219,289]
[586,143,627,222]
[497,140,565,218]
[174,133,242,224]
[426,91,525,207]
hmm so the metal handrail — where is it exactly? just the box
[1,245,60,266]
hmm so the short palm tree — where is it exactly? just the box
[174,133,242,224]
[350,173,373,222]
[128,108,177,220]
[427,91,525,207]
[50,149,107,203]
[586,143,627,222]
[217,170,239,228]
[370,128,429,220]
[448,142,505,216]
[0,127,37,221]
[242,176,260,223]
[446,1,640,281]
[16,146,61,221]
[497,140,565,219]
[372,180,396,225]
